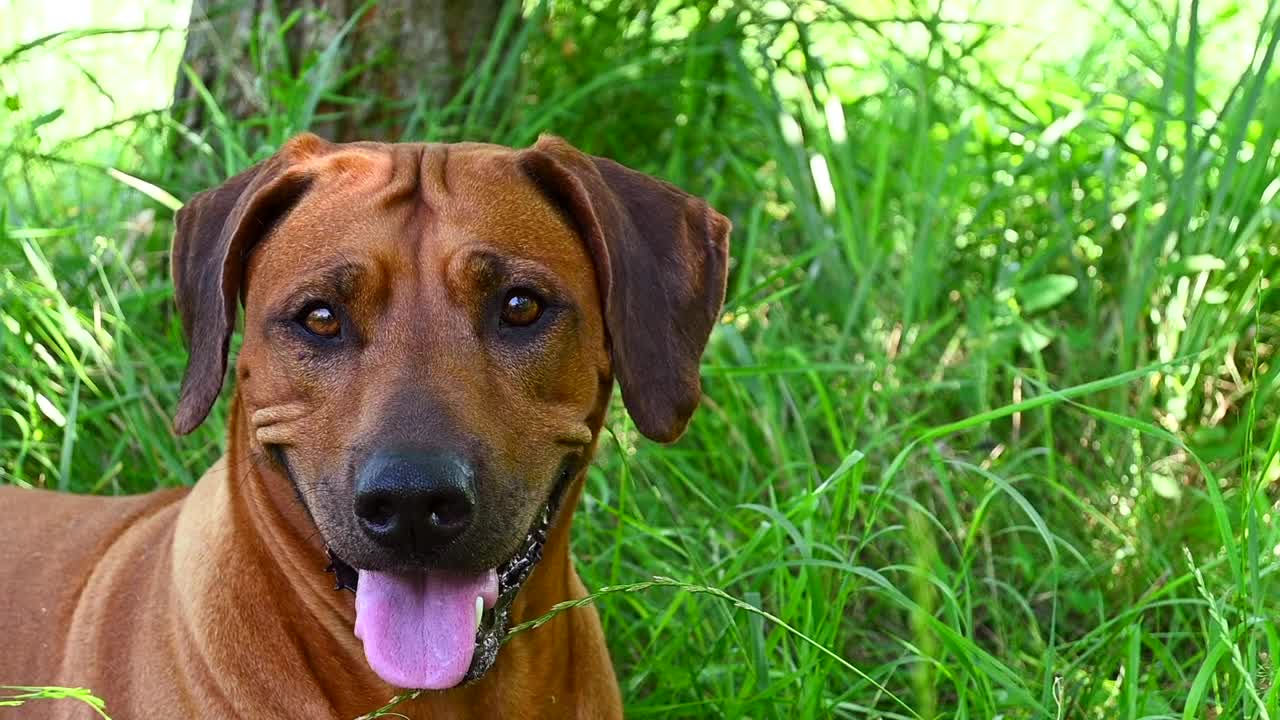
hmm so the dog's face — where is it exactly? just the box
[237,142,608,576]
[169,134,729,691]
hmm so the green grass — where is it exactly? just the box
[3,0,1279,718]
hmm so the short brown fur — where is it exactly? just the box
[0,134,729,719]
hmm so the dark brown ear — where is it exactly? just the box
[517,135,731,443]
[170,133,331,435]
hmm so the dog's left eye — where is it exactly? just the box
[500,290,544,327]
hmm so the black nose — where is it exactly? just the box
[354,450,476,555]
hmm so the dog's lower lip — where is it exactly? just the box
[324,549,359,592]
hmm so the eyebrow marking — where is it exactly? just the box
[463,251,504,291]
[295,262,367,300]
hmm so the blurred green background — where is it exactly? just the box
[2,0,1278,717]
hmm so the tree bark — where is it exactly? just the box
[173,0,507,144]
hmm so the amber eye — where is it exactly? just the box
[500,290,544,327]
[301,304,341,338]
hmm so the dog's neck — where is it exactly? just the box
[171,393,591,718]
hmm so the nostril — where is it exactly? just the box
[427,491,472,531]
[368,498,395,527]
[356,493,397,529]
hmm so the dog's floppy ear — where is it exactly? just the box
[170,133,330,435]
[518,136,731,443]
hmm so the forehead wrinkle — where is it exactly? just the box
[415,144,451,205]
[373,144,427,210]
[398,145,447,294]
[437,144,451,195]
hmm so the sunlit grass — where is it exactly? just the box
[0,685,111,718]
[2,0,1278,718]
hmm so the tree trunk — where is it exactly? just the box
[173,0,507,145]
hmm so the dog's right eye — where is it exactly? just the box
[299,303,341,338]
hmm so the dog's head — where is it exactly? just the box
[170,133,729,690]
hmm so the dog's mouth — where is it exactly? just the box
[322,461,574,691]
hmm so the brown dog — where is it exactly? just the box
[0,134,730,719]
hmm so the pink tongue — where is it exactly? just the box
[354,568,499,690]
